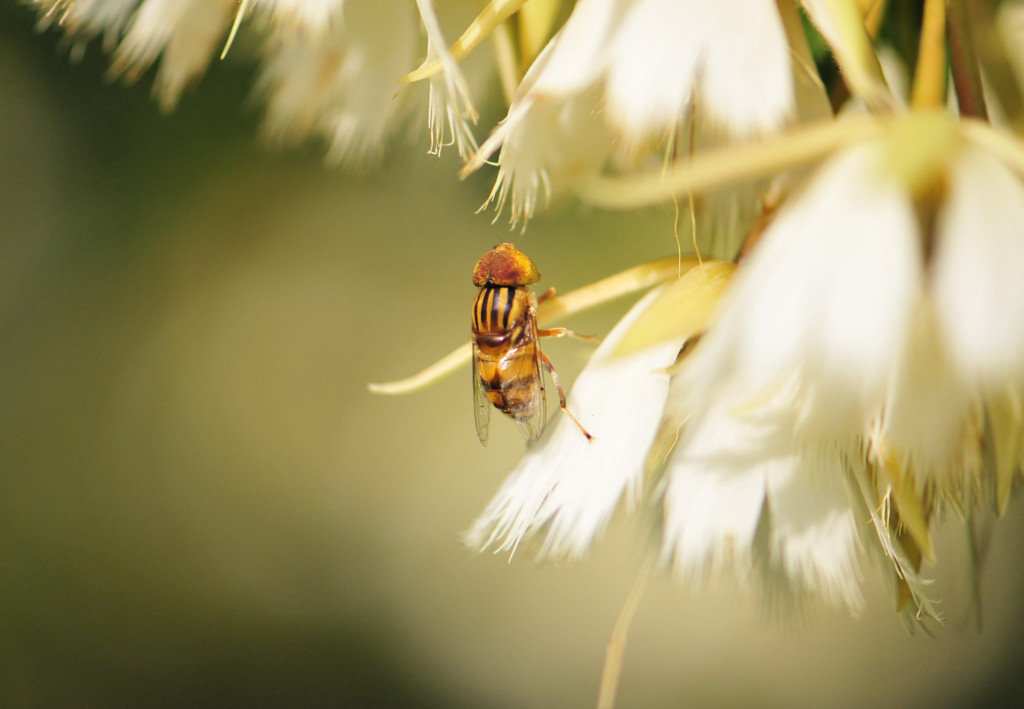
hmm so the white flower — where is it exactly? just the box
[255,0,422,164]
[413,0,480,159]
[110,0,235,111]
[33,0,237,110]
[605,0,794,139]
[32,0,140,55]
[35,0,236,111]
[465,0,616,227]
[667,118,1024,614]
[682,142,922,444]
[882,140,1024,485]
[466,0,797,225]
[29,0,485,162]
[30,0,1024,624]
[660,368,864,610]
[469,114,1024,618]
[930,145,1024,383]
[250,0,345,33]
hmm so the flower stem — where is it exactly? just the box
[964,0,1024,132]
[220,0,251,60]
[816,0,894,113]
[577,116,882,210]
[946,0,989,119]
[596,559,653,709]
[491,20,520,105]
[910,0,947,109]
[400,0,528,83]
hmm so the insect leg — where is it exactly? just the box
[536,290,598,341]
[538,350,593,441]
[536,287,557,305]
[537,327,599,343]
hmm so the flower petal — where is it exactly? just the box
[604,0,701,142]
[932,145,1024,384]
[605,0,793,142]
[36,0,140,54]
[252,0,345,32]
[664,377,863,609]
[465,0,622,223]
[882,300,979,486]
[474,84,613,225]
[616,260,736,355]
[698,0,794,135]
[255,0,419,164]
[763,444,862,610]
[518,0,624,99]
[110,0,235,112]
[688,142,921,438]
[661,382,789,583]
[415,0,480,159]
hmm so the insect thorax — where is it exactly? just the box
[472,285,534,338]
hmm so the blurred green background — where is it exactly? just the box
[3,4,1024,707]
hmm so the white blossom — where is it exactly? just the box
[414,0,479,159]
[467,117,1024,617]
[110,0,235,111]
[255,0,421,164]
[28,0,486,162]
[26,0,1024,626]
[467,0,796,225]
[33,0,140,55]
[668,124,1024,612]
[250,0,346,33]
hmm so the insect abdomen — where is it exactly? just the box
[480,345,540,418]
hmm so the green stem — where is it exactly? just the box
[964,0,1024,132]
[947,0,989,119]
[910,0,947,109]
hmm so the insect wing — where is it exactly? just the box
[472,344,492,446]
[513,329,547,443]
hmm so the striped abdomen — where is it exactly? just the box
[471,286,542,418]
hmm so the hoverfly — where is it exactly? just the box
[471,243,594,445]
